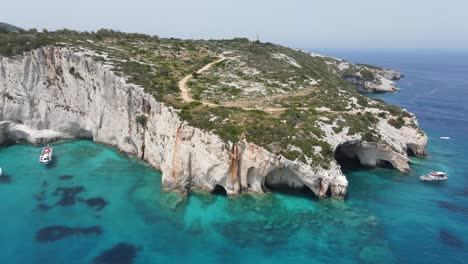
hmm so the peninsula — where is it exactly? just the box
[0,28,427,198]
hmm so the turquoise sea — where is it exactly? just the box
[1,50,467,263]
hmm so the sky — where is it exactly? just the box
[1,0,468,49]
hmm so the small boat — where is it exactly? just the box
[440,136,450,140]
[39,145,53,165]
[0,167,2,177]
[420,171,448,181]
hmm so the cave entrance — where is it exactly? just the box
[334,142,362,171]
[406,147,416,157]
[211,184,227,196]
[263,168,316,198]
[335,142,396,171]
[376,159,395,169]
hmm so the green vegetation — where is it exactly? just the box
[136,115,148,127]
[360,69,375,81]
[0,28,417,167]
[388,117,405,129]
[0,29,56,56]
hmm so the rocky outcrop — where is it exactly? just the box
[0,47,348,198]
[0,47,425,199]
[319,113,427,172]
[375,68,404,81]
[337,61,403,93]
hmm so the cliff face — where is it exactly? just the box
[0,47,426,198]
[0,47,349,197]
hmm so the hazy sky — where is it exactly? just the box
[2,0,468,49]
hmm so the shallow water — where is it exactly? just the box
[1,50,467,263]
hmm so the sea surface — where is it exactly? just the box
[1,50,467,263]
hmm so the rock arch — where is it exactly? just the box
[262,167,316,197]
[334,141,362,171]
[334,140,404,171]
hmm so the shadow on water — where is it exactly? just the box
[44,155,58,168]
[0,174,12,184]
[264,185,317,201]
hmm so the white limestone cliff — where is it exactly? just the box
[336,61,404,92]
[0,47,426,199]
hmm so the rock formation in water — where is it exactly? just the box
[0,45,427,198]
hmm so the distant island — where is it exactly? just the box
[0,26,427,198]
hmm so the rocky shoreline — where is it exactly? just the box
[0,47,427,198]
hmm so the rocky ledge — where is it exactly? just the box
[336,61,404,92]
[0,47,427,198]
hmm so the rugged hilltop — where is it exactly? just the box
[0,29,427,198]
[0,22,21,32]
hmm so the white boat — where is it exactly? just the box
[0,167,2,177]
[440,136,450,140]
[420,171,448,181]
[39,146,53,165]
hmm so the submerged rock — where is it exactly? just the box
[79,197,108,211]
[53,186,85,206]
[438,201,468,214]
[93,243,139,264]
[36,204,52,212]
[35,225,101,242]
[440,229,464,248]
[59,175,73,180]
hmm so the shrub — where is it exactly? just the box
[136,115,148,127]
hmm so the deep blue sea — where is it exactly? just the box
[1,50,467,263]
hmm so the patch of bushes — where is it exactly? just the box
[360,69,375,81]
[388,117,405,129]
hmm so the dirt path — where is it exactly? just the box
[178,55,226,103]
[178,56,358,115]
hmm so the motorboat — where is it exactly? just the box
[0,167,2,177]
[439,136,450,140]
[39,145,53,165]
[420,171,448,181]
